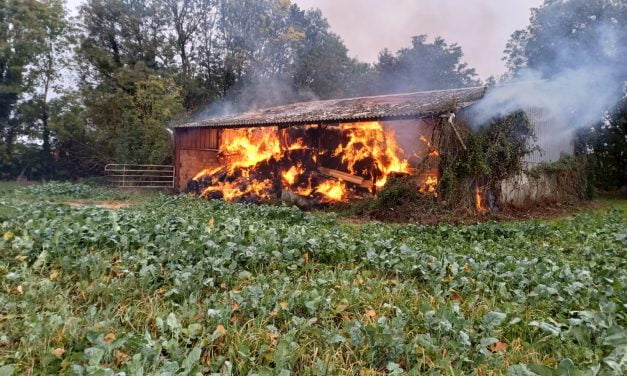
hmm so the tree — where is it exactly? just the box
[193,0,367,113]
[78,0,182,166]
[0,0,48,158]
[161,0,218,108]
[46,92,107,178]
[86,70,183,165]
[366,35,480,95]
[504,0,627,189]
[291,9,367,99]
[78,0,167,81]
[579,99,627,190]
[27,0,73,178]
[504,0,626,77]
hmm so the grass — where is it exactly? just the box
[0,182,625,375]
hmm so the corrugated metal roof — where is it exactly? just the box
[175,86,487,129]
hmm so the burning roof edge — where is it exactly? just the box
[175,86,488,129]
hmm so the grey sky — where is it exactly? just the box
[292,0,543,79]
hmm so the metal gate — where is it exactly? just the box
[104,164,175,189]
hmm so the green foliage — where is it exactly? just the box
[26,0,73,179]
[375,176,422,208]
[15,181,129,200]
[0,185,625,374]
[87,71,183,165]
[504,0,626,76]
[439,112,535,205]
[1,0,76,180]
[365,35,480,95]
[0,0,52,156]
[530,155,597,200]
[578,99,627,191]
[345,175,435,221]
[0,143,44,180]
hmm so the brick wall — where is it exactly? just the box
[177,149,220,191]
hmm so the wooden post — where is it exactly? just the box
[447,113,467,150]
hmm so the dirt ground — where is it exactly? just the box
[62,200,132,210]
[337,197,623,226]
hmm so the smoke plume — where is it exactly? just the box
[469,22,627,130]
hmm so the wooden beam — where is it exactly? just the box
[318,167,373,189]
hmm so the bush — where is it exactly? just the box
[343,175,436,221]
[530,155,596,200]
[373,175,421,209]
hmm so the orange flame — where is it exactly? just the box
[419,175,439,196]
[475,186,487,213]
[221,128,281,172]
[202,179,272,201]
[194,121,439,203]
[315,180,346,201]
[287,138,306,151]
[193,167,222,181]
[296,186,313,196]
[420,135,440,157]
[282,164,303,186]
[335,122,409,188]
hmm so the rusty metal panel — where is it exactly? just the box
[176,87,487,129]
[177,128,220,150]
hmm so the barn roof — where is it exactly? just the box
[175,86,487,129]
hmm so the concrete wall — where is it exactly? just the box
[500,108,578,205]
[500,172,559,206]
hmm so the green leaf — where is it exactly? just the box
[483,311,507,329]
[274,340,292,369]
[182,346,202,371]
[0,365,15,376]
[602,328,627,346]
[387,362,404,375]
[480,337,499,348]
[166,313,180,332]
[530,321,561,337]
[187,323,203,338]
[459,331,471,346]
[528,364,556,376]
[507,364,538,376]
[32,249,49,269]
[558,359,581,376]
[84,347,105,366]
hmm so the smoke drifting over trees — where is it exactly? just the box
[0,0,625,185]
[471,0,626,188]
[471,0,626,130]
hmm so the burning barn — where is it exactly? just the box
[173,86,576,208]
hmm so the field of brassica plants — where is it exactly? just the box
[0,182,625,375]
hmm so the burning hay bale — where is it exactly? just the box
[187,121,440,206]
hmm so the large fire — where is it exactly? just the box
[220,128,282,172]
[190,121,439,204]
[335,122,408,188]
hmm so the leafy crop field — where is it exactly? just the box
[0,183,625,375]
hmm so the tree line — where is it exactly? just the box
[0,0,624,188]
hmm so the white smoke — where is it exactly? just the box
[189,76,320,121]
[469,22,626,130]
